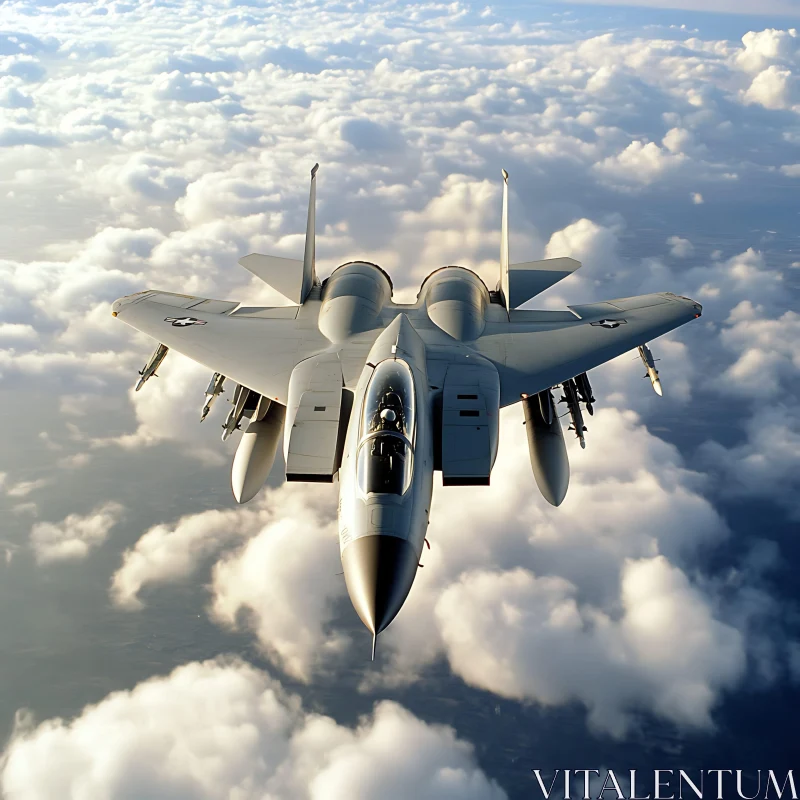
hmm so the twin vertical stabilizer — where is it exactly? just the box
[497,169,582,311]
[302,163,319,300]
[500,169,510,309]
[238,163,320,305]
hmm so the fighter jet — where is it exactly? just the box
[111,165,702,655]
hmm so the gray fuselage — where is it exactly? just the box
[338,316,434,638]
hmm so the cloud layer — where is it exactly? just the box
[0,0,798,783]
[1,658,506,800]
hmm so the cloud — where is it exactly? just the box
[0,474,49,498]
[0,55,45,82]
[743,65,799,109]
[152,70,221,103]
[110,479,346,682]
[363,407,743,736]
[30,501,124,564]
[0,86,33,108]
[0,127,62,147]
[592,140,687,188]
[700,404,800,519]
[260,45,327,74]
[544,217,621,273]
[667,235,694,258]
[717,301,800,397]
[680,248,785,320]
[736,28,800,74]
[435,557,744,737]
[98,352,232,463]
[110,506,261,610]
[1,658,506,800]
[0,322,37,342]
[164,52,242,74]
[341,118,406,153]
[1,0,799,753]
[208,483,348,682]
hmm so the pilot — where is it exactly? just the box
[376,390,404,432]
[379,407,399,431]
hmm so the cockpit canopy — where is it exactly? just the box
[361,359,415,440]
[357,360,416,496]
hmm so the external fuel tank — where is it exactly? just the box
[522,390,569,506]
[231,401,286,503]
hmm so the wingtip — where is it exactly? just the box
[311,163,319,177]
[501,168,509,182]
[371,632,377,661]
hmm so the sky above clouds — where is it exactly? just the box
[1,0,799,797]
[567,0,800,17]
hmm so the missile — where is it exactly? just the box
[135,344,169,391]
[522,391,569,506]
[574,371,595,415]
[221,384,251,441]
[638,343,663,396]
[200,372,226,421]
[560,379,587,449]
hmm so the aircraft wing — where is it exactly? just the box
[112,290,328,404]
[486,292,702,407]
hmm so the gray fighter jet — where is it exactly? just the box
[112,166,702,655]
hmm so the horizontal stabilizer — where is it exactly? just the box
[507,257,581,309]
[238,253,305,304]
[568,293,673,320]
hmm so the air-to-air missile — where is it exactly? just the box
[574,371,595,415]
[221,384,251,441]
[638,343,663,396]
[200,372,226,421]
[135,344,169,391]
[560,378,588,449]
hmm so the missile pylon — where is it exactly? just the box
[221,384,251,441]
[135,344,169,391]
[538,388,554,425]
[201,373,226,421]
[638,343,663,396]
[560,379,587,449]
[574,372,595,415]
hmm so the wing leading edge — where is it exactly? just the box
[112,290,327,404]
[490,292,702,406]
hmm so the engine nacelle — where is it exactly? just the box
[318,262,392,342]
[522,390,569,506]
[420,267,489,341]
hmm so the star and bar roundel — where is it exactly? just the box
[164,317,207,327]
[590,319,627,329]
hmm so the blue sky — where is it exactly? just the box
[0,1,798,798]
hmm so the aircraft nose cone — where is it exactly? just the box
[341,535,418,635]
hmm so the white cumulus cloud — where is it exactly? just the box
[30,501,124,564]
[1,658,506,800]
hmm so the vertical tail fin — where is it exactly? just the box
[499,168,510,312]
[302,163,320,301]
